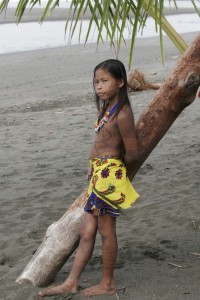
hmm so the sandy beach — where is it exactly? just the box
[0,11,200,300]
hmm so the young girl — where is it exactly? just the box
[38,59,140,298]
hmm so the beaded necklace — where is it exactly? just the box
[95,103,118,133]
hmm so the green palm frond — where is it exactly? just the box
[143,0,188,64]
[0,0,199,68]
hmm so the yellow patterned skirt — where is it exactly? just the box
[84,157,139,217]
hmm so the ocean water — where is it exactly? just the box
[0,4,199,55]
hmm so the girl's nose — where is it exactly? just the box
[96,83,102,90]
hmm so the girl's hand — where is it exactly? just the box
[127,172,134,182]
[87,166,93,181]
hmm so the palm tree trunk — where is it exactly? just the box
[16,34,200,287]
[133,33,200,176]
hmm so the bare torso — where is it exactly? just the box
[90,109,125,159]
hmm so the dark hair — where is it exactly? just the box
[93,59,131,117]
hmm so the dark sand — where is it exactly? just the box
[0,13,200,300]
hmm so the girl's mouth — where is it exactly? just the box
[98,93,106,97]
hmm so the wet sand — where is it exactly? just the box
[0,24,200,300]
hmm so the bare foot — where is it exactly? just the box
[81,283,117,297]
[37,283,77,297]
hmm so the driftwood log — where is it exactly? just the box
[128,69,162,91]
[16,190,87,287]
[16,34,200,287]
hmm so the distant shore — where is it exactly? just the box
[0,6,197,24]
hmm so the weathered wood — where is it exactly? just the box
[16,190,87,287]
[133,33,200,175]
[128,69,162,91]
[16,34,200,287]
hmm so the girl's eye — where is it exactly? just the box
[103,79,107,82]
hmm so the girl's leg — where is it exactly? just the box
[38,212,98,297]
[81,214,118,297]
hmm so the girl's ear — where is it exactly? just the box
[118,79,124,88]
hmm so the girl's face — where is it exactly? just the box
[94,68,124,102]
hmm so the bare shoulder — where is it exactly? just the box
[116,104,136,139]
[117,104,134,123]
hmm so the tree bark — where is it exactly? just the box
[133,33,200,176]
[16,34,200,287]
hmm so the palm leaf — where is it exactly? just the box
[40,0,54,22]
[191,0,200,16]
[0,0,199,67]
[0,0,9,13]
[15,0,30,23]
[128,0,143,68]
[143,0,188,55]
[84,1,105,44]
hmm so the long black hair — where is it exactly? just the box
[93,59,131,117]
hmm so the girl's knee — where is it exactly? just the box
[80,223,97,242]
[80,230,96,242]
[98,215,116,237]
[80,213,98,239]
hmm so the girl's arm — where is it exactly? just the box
[117,106,139,181]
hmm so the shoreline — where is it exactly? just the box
[0,32,198,110]
[0,8,199,57]
[0,32,197,109]
[0,7,197,24]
